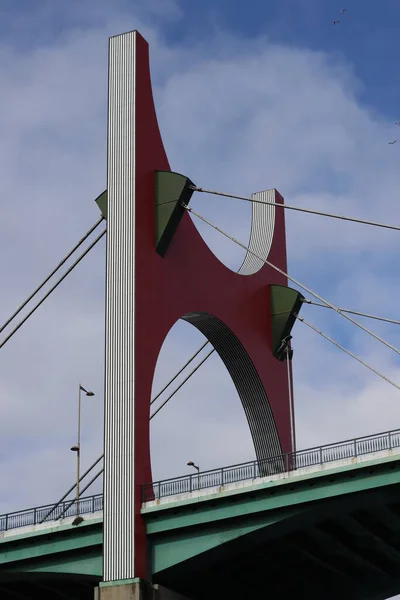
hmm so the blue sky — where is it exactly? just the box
[182,0,400,120]
[2,0,400,118]
[1,1,400,569]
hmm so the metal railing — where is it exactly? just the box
[142,427,400,502]
[2,428,400,532]
[0,493,103,533]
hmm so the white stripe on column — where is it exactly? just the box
[237,189,276,276]
[103,30,137,582]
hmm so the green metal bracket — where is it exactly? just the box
[95,190,107,220]
[94,171,194,258]
[270,284,305,361]
[155,171,195,257]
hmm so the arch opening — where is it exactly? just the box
[150,313,284,485]
[181,312,282,464]
[150,319,255,482]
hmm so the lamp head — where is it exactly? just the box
[187,461,199,471]
[80,384,95,396]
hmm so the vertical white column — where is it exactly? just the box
[103,31,137,582]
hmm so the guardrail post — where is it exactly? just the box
[5,515,8,531]
[253,460,256,479]
[221,468,224,486]
[319,447,322,464]
[189,474,192,493]
[92,495,95,513]
[389,432,392,450]
[354,440,357,457]
[33,508,37,526]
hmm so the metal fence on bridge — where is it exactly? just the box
[1,428,400,532]
[0,494,103,533]
[142,428,400,501]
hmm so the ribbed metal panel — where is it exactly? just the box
[103,31,136,582]
[182,313,282,463]
[238,189,275,275]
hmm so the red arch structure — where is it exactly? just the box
[100,30,298,583]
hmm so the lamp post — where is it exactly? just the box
[187,461,200,491]
[70,383,95,517]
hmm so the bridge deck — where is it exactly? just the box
[142,446,400,511]
[1,427,400,534]
[2,430,400,599]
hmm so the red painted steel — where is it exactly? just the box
[133,33,291,577]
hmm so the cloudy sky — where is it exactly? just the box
[1,0,400,553]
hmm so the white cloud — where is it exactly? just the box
[0,2,400,533]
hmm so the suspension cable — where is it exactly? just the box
[297,316,400,391]
[75,468,103,500]
[0,228,106,350]
[57,345,215,503]
[150,348,215,420]
[304,299,400,326]
[41,454,104,523]
[57,346,215,501]
[57,468,104,520]
[191,186,400,233]
[0,217,104,334]
[183,204,400,357]
[151,340,210,404]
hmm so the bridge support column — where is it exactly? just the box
[95,581,191,600]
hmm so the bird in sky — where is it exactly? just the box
[333,20,340,25]
[340,9,347,14]
[388,140,397,145]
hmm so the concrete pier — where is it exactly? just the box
[95,581,190,600]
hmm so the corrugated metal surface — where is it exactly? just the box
[238,189,275,275]
[182,313,282,463]
[103,31,136,582]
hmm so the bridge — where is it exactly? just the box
[2,25,400,600]
[2,428,400,599]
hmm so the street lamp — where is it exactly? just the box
[70,383,95,520]
[187,461,200,490]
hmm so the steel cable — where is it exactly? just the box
[0,217,104,334]
[183,204,400,357]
